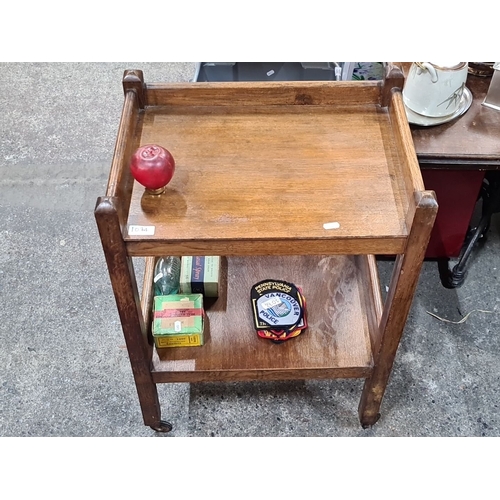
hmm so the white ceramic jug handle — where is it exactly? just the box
[420,62,438,83]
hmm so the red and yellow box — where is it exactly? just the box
[152,294,204,348]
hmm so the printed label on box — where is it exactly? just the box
[155,333,202,348]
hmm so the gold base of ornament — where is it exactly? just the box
[145,186,166,195]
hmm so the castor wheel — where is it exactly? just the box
[150,420,173,433]
[361,413,381,429]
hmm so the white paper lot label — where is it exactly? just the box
[128,225,155,236]
[257,293,301,327]
[261,296,282,310]
[323,222,340,230]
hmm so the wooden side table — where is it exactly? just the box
[406,65,500,286]
[95,66,437,431]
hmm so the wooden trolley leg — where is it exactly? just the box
[359,192,438,427]
[95,196,169,431]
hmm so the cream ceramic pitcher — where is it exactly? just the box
[403,62,468,117]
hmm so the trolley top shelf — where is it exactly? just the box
[104,71,424,256]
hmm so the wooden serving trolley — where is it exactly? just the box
[95,65,437,432]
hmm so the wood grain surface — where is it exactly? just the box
[144,80,381,107]
[125,101,410,255]
[96,71,438,427]
[151,255,377,383]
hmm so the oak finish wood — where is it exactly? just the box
[105,79,142,229]
[125,103,409,254]
[358,191,437,426]
[388,90,427,231]
[95,68,437,429]
[144,80,382,107]
[151,255,375,383]
[94,196,161,428]
[380,63,405,107]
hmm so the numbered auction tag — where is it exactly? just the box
[128,225,155,236]
[261,296,283,310]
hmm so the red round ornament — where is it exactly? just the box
[130,144,175,194]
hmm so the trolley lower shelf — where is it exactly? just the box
[146,255,382,384]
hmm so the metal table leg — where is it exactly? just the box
[444,171,500,288]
